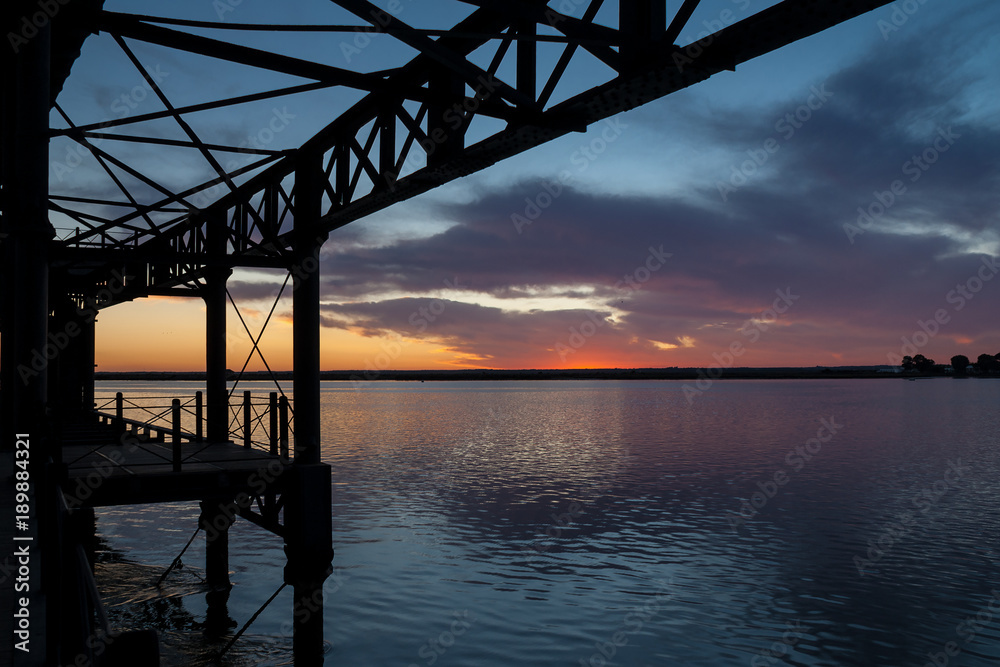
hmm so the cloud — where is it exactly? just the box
[147,2,1000,369]
[319,298,631,367]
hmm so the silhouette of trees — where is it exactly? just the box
[950,355,970,376]
[912,354,936,373]
[897,350,1000,375]
[977,353,999,374]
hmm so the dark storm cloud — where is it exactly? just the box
[695,7,1000,247]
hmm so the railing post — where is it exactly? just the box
[243,391,252,449]
[172,398,182,472]
[269,392,278,456]
[196,391,204,441]
[279,395,289,460]
[115,391,124,431]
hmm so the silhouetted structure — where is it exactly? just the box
[2,1,895,664]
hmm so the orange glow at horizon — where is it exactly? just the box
[91,297,995,372]
[94,297,493,372]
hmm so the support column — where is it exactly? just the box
[1,9,57,665]
[80,299,97,419]
[200,498,236,637]
[287,153,333,666]
[202,210,235,637]
[292,155,326,466]
[284,464,333,665]
[49,295,90,421]
[205,210,231,443]
[1,1,53,444]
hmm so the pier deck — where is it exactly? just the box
[62,421,286,508]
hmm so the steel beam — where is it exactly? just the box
[97,12,422,98]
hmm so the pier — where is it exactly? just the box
[3,386,331,666]
[2,0,896,663]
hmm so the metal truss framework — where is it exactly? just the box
[44,0,895,309]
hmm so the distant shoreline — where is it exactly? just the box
[93,367,932,382]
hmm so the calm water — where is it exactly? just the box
[93,379,1000,666]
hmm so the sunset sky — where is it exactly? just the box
[48,1,1000,372]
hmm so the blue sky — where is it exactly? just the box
[50,1,1000,370]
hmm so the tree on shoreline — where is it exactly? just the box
[951,355,970,376]
[977,353,999,374]
[913,354,936,373]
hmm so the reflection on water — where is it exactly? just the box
[95,379,1000,665]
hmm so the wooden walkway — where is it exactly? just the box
[62,420,287,507]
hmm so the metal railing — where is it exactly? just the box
[228,391,294,457]
[93,390,294,472]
